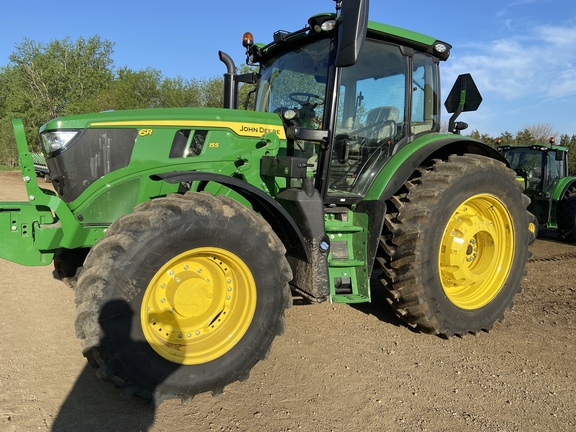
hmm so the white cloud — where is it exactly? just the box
[440,16,576,136]
[444,22,576,103]
[547,68,576,99]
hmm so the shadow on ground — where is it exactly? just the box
[51,365,155,432]
[52,299,181,431]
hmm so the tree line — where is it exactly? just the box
[0,35,231,167]
[1,35,576,174]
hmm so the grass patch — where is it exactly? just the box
[0,165,19,172]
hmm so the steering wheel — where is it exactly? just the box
[289,92,324,107]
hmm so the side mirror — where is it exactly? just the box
[444,73,482,114]
[444,73,482,134]
[335,0,370,67]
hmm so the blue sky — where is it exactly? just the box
[2,0,576,138]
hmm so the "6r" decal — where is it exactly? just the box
[139,129,153,136]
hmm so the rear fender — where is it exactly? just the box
[549,177,576,227]
[365,135,508,202]
[552,177,576,201]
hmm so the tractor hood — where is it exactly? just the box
[38,107,288,204]
[40,107,286,142]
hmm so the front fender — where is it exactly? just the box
[151,171,310,262]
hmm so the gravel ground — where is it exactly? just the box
[1,170,575,432]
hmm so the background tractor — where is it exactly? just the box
[498,139,576,242]
[0,0,535,403]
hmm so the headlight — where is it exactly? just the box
[41,130,79,156]
[432,41,452,59]
[283,109,297,121]
[434,43,448,54]
[320,20,336,32]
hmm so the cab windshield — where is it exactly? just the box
[255,38,331,130]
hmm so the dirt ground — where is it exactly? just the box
[0,170,575,432]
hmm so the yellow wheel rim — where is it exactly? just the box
[141,247,257,365]
[439,194,515,310]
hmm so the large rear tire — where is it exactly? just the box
[556,188,576,242]
[74,192,292,403]
[378,154,534,337]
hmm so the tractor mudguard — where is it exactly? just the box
[151,171,310,262]
[549,177,576,228]
[365,135,508,202]
[553,177,576,202]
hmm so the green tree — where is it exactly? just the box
[200,77,224,108]
[468,129,481,140]
[159,76,203,107]
[97,71,223,110]
[500,131,515,144]
[5,36,114,118]
[0,68,19,167]
[0,119,18,167]
[0,35,115,155]
[481,134,498,147]
[515,129,535,145]
[237,64,259,110]
[97,67,163,110]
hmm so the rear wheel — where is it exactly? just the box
[74,192,292,402]
[556,188,576,242]
[378,154,533,336]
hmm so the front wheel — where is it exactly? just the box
[74,192,292,402]
[379,154,534,336]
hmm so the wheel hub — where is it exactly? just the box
[439,194,515,309]
[141,247,257,365]
[172,276,214,318]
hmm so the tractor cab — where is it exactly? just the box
[251,28,446,203]
[498,141,569,225]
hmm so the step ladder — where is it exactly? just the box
[325,207,370,303]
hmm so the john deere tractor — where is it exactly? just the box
[498,139,576,242]
[1,0,535,403]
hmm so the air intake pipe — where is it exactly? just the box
[219,51,238,109]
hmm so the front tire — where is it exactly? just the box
[74,192,292,402]
[379,154,533,336]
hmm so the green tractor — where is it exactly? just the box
[498,139,576,242]
[1,0,535,402]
